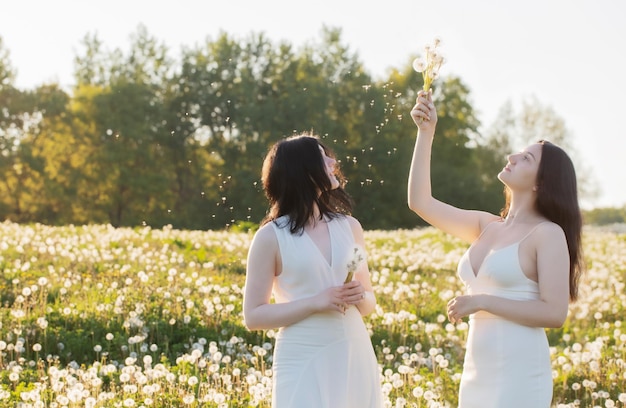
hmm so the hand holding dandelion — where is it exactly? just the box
[412,38,445,93]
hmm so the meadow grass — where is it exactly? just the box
[0,221,624,407]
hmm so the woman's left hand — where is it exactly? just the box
[447,295,481,323]
[341,280,367,305]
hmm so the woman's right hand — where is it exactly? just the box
[410,89,437,134]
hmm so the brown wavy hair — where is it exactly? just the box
[260,133,353,234]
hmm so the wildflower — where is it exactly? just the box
[412,37,445,92]
[123,398,136,407]
[345,245,366,283]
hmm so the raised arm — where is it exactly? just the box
[408,90,498,243]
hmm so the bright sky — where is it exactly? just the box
[2,0,625,209]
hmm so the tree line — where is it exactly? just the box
[0,26,618,231]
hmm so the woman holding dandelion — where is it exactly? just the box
[406,61,584,407]
[243,133,382,407]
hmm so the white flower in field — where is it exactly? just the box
[135,373,148,385]
[412,387,424,398]
[32,343,42,352]
[36,317,48,330]
[187,376,199,386]
[56,395,70,405]
[149,344,158,352]
[394,397,407,407]
[20,390,32,401]
[190,349,202,361]
[11,309,26,319]
[183,394,195,404]
[123,398,136,407]
[380,382,392,394]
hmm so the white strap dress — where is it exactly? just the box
[457,223,553,407]
[270,215,382,408]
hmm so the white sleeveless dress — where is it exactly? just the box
[270,215,382,408]
[456,224,553,408]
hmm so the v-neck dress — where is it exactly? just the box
[456,223,552,407]
[269,215,382,408]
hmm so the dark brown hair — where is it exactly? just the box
[501,140,584,301]
[260,133,353,234]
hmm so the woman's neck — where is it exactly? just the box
[505,206,543,224]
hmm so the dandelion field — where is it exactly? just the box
[0,221,625,407]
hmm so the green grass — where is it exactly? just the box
[0,222,624,407]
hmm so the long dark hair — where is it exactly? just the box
[260,133,353,234]
[500,140,584,301]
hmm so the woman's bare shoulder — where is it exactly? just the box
[251,222,278,244]
[532,221,566,244]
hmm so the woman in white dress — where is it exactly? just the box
[243,133,383,408]
[407,90,584,408]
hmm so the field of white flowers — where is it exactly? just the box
[0,221,624,407]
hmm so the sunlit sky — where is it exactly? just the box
[2,0,625,209]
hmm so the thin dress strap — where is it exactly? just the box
[518,221,552,244]
[476,220,500,241]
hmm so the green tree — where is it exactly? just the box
[70,26,182,227]
[378,55,488,228]
[0,27,538,230]
[0,38,68,223]
[0,36,15,89]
